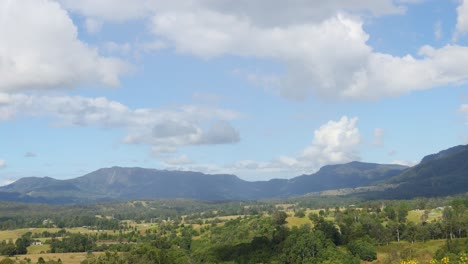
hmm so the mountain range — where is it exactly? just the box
[1,145,467,204]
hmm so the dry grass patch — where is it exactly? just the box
[27,244,50,254]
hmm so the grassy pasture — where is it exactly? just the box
[406,209,442,224]
[285,216,312,228]
[372,239,446,264]
[0,252,101,264]
[0,228,61,242]
[27,244,50,254]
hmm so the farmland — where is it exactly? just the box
[0,196,464,263]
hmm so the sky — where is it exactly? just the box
[1,0,468,184]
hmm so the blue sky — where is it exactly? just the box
[1,0,468,183]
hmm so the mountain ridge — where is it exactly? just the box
[1,144,467,203]
[0,161,406,203]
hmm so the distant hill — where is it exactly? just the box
[0,162,406,203]
[1,144,467,203]
[379,145,468,198]
[0,168,262,202]
[281,161,406,196]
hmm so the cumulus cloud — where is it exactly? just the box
[0,93,240,152]
[299,116,361,165]
[372,128,385,146]
[218,116,362,179]
[163,116,362,180]
[143,2,468,100]
[0,160,6,169]
[0,0,128,93]
[47,0,458,100]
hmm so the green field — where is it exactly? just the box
[27,244,50,254]
[373,240,446,264]
[407,209,443,224]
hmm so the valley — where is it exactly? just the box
[1,145,466,204]
[0,145,465,263]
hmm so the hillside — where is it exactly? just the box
[281,161,406,196]
[0,144,467,203]
[380,145,468,198]
[0,162,405,203]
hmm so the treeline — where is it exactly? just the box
[0,200,275,230]
[0,233,32,257]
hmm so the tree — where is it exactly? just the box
[415,224,431,242]
[281,226,327,263]
[15,236,31,255]
[403,222,417,243]
[295,210,305,218]
[272,211,288,226]
[347,239,377,261]
[312,216,341,245]
[0,240,17,256]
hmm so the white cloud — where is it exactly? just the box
[143,2,468,100]
[455,0,468,38]
[0,0,128,93]
[0,93,240,152]
[161,116,362,180]
[372,128,385,146]
[59,0,405,24]
[48,0,461,100]
[0,160,6,169]
[299,116,361,166]
[216,116,362,179]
